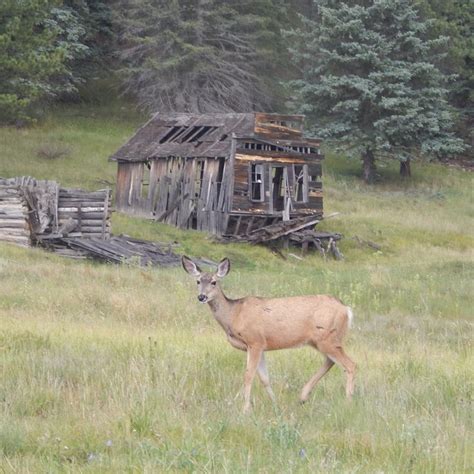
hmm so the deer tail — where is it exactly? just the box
[346,307,354,329]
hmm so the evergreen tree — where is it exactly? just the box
[286,0,465,182]
[0,0,88,123]
[62,0,115,100]
[419,0,473,151]
[114,0,287,113]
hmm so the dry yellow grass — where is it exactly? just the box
[0,106,473,472]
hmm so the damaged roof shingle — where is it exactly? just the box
[109,112,308,162]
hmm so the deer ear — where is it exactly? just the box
[216,258,230,278]
[181,256,201,277]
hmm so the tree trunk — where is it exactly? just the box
[400,158,411,178]
[362,148,376,184]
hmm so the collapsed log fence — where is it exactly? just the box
[1,175,344,264]
[0,184,31,246]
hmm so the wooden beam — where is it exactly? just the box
[235,153,308,164]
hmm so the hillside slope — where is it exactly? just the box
[0,105,472,472]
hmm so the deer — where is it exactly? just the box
[182,256,356,413]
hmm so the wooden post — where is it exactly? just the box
[102,188,109,240]
[78,202,82,234]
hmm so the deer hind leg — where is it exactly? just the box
[325,346,356,399]
[257,352,276,403]
[299,356,335,403]
[243,346,263,413]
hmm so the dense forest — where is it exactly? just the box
[1,0,472,177]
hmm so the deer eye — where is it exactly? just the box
[196,280,200,285]
[211,281,217,286]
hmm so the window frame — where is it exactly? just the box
[249,163,265,202]
[293,164,308,203]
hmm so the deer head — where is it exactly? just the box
[181,256,230,303]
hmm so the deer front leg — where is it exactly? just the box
[243,346,263,413]
[228,335,274,403]
[257,352,276,403]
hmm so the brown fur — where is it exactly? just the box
[182,256,356,413]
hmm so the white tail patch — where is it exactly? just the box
[347,307,354,328]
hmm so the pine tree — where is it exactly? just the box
[419,0,473,152]
[114,0,287,113]
[286,0,465,182]
[62,0,114,98]
[0,0,88,123]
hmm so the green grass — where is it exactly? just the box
[0,102,143,190]
[0,104,473,473]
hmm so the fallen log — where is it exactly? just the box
[0,220,29,228]
[0,235,30,245]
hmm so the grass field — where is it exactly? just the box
[0,105,473,473]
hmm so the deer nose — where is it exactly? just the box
[198,294,207,302]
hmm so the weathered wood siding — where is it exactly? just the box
[56,188,112,239]
[116,157,232,235]
[0,185,31,246]
[112,113,324,238]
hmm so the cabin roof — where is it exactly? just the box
[109,112,313,162]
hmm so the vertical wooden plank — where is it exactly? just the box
[303,164,309,203]
[128,163,144,210]
[210,171,220,234]
[155,159,168,215]
[53,185,59,233]
[234,216,242,236]
[216,158,231,234]
[78,201,82,234]
[246,216,255,235]
[177,158,194,229]
[197,159,209,230]
[287,164,295,200]
[156,159,171,216]
[166,157,182,226]
[217,160,228,212]
[267,164,273,215]
[151,159,163,214]
[101,188,109,240]
[302,240,309,255]
[221,212,230,236]
[283,166,291,221]
[226,135,237,213]
[148,160,160,212]
[171,157,181,226]
[116,162,133,211]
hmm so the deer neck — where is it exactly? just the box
[208,287,235,332]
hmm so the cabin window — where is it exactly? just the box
[294,164,308,203]
[250,164,264,202]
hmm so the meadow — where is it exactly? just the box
[0,105,473,473]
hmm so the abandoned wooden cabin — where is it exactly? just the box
[110,113,323,236]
